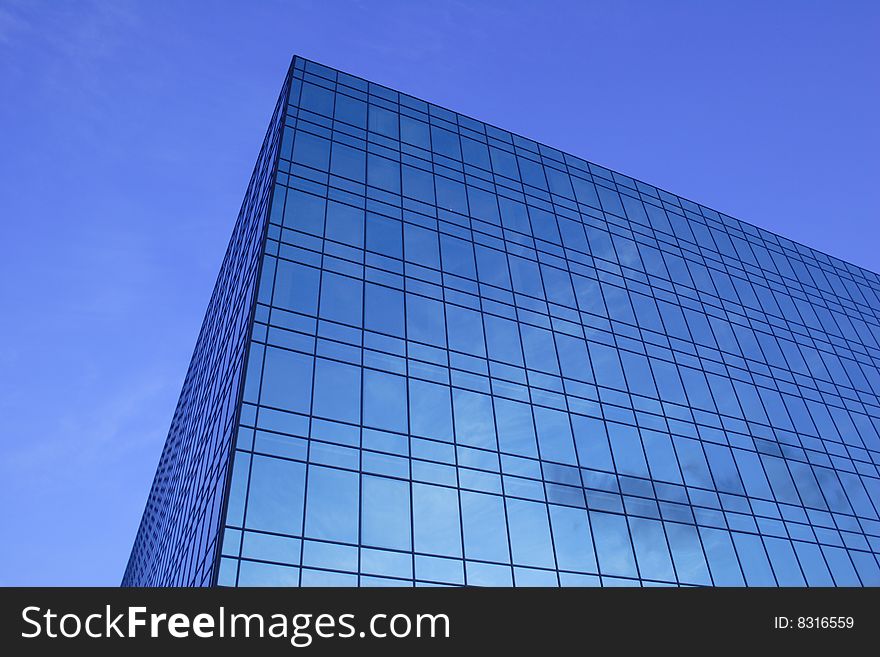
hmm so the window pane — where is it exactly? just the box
[363,369,407,433]
[364,283,404,337]
[572,275,606,316]
[462,137,490,169]
[679,366,716,412]
[446,304,486,357]
[402,165,435,203]
[325,201,364,247]
[260,347,313,414]
[641,429,682,484]
[283,189,325,236]
[368,104,398,138]
[549,505,597,573]
[555,334,593,383]
[404,223,440,268]
[629,517,675,582]
[299,82,333,115]
[367,154,400,194]
[650,358,686,404]
[413,483,462,557]
[461,491,509,563]
[489,146,518,178]
[509,256,543,296]
[506,499,554,569]
[703,443,745,495]
[242,531,300,565]
[607,423,648,478]
[452,388,496,449]
[330,142,367,184]
[533,406,577,465]
[273,260,320,315]
[334,94,366,128]
[589,342,626,390]
[409,379,453,441]
[499,198,531,233]
[793,541,834,586]
[665,522,711,585]
[590,511,637,579]
[761,455,801,505]
[620,350,657,398]
[674,438,713,489]
[366,213,402,258]
[292,131,330,170]
[518,157,546,189]
[849,551,880,585]
[602,284,634,324]
[764,537,806,586]
[530,207,560,243]
[731,532,776,586]
[732,448,772,499]
[313,358,360,424]
[520,325,559,374]
[475,245,510,288]
[406,293,446,346]
[401,115,429,147]
[362,475,411,551]
[246,455,306,535]
[484,315,523,365]
[699,527,744,586]
[304,466,359,543]
[319,272,362,326]
[571,414,613,472]
[466,561,512,586]
[440,234,476,279]
[495,397,537,457]
[238,561,299,587]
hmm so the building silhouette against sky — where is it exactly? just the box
[124,56,880,587]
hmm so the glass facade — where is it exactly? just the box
[131,56,880,587]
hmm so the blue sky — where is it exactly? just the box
[0,0,877,585]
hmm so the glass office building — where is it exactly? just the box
[125,56,880,587]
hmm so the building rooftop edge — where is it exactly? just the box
[286,53,878,284]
